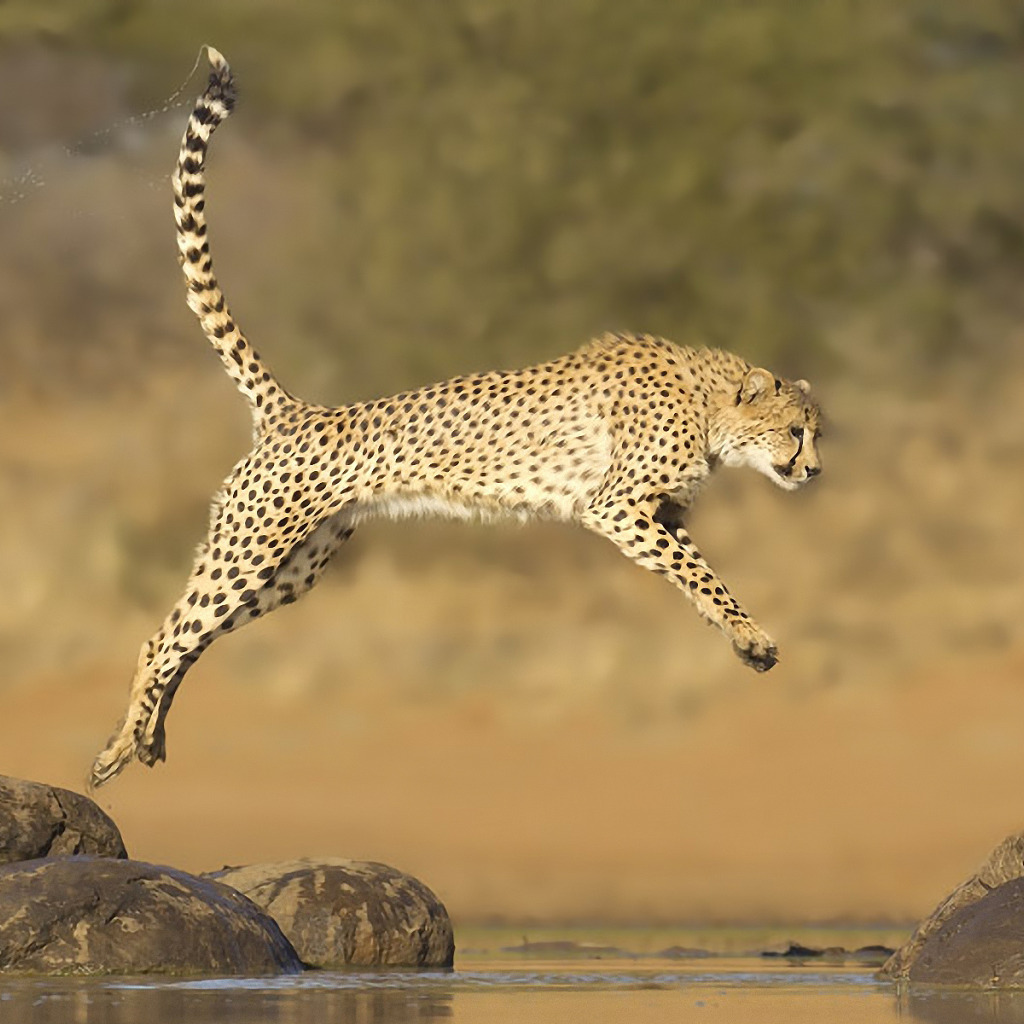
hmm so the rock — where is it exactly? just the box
[761,942,893,965]
[208,859,454,968]
[882,831,1024,980]
[850,944,895,966]
[892,878,1024,987]
[0,775,127,863]
[0,857,303,975]
[761,941,828,959]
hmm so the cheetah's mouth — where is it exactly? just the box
[772,463,820,490]
[771,464,801,491]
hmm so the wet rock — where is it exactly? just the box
[0,857,303,975]
[0,775,127,863]
[882,830,1024,980]
[893,878,1024,987]
[208,859,454,968]
[762,941,893,965]
[761,941,828,959]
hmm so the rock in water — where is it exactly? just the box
[882,830,1024,980]
[0,775,127,863]
[209,859,454,968]
[896,878,1024,986]
[0,857,303,975]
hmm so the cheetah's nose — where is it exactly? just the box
[805,465,821,478]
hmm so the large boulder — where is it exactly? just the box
[0,857,303,975]
[882,831,1024,981]
[892,878,1024,987]
[208,859,454,968]
[0,775,127,863]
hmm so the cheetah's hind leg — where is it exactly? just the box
[89,515,355,788]
[136,516,355,767]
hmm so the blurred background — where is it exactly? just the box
[2,0,1024,929]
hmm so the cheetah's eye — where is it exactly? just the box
[789,426,803,439]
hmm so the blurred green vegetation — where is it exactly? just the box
[3,0,1024,396]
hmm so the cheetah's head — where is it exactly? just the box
[710,367,822,491]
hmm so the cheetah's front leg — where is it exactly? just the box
[581,494,778,671]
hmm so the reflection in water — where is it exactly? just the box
[13,965,1024,1024]
[904,986,1024,1024]
[0,978,455,1024]
[0,966,892,1024]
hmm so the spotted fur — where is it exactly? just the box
[90,50,823,787]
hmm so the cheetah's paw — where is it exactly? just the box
[89,727,138,789]
[731,624,778,673]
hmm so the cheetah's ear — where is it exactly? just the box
[793,379,812,395]
[739,367,774,404]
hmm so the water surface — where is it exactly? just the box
[5,957,1024,1024]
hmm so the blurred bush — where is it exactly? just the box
[3,0,1024,399]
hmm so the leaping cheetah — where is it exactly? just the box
[91,49,822,787]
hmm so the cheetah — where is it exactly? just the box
[90,49,822,788]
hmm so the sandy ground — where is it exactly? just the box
[3,641,1023,927]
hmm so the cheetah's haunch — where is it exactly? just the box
[90,49,823,788]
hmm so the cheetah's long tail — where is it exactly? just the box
[173,47,290,429]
